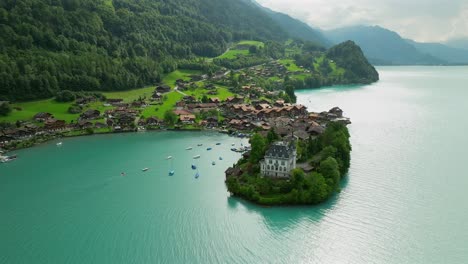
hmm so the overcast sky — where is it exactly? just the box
[256,0,468,42]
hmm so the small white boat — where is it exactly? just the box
[142,168,149,172]
[197,144,203,146]
[166,156,173,160]
[186,147,193,150]
[56,142,62,146]
[212,161,216,165]
[231,143,235,146]
[193,155,201,159]
[169,170,175,176]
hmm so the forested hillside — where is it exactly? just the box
[0,0,288,101]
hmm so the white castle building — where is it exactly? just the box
[260,140,297,178]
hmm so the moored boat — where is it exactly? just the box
[207,147,212,151]
[185,147,192,150]
[193,155,201,159]
[142,168,149,172]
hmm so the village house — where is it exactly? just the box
[179,114,196,124]
[260,140,297,178]
[33,112,53,122]
[77,120,93,129]
[209,97,220,104]
[94,122,107,129]
[145,116,163,126]
[80,109,100,120]
[44,119,66,131]
[156,85,171,93]
[152,92,163,101]
[106,98,124,107]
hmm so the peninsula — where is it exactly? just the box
[225,107,351,205]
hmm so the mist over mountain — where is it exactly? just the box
[324,25,468,65]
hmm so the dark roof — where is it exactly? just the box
[265,141,295,159]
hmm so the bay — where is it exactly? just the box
[1,66,467,263]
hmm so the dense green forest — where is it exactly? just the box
[0,0,289,101]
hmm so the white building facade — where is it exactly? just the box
[260,141,297,178]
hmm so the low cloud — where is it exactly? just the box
[256,0,468,42]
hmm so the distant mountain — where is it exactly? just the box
[405,39,468,64]
[246,0,331,47]
[325,26,445,65]
[260,8,331,47]
[444,38,468,51]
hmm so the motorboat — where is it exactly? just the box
[219,157,223,160]
[191,164,197,170]
[207,147,212,151]
[195,172,200,179]
[193,155,201,159]
[166,156,173,160]
[212,161,216,165]
[197,144,203,146]
[169,170,175,176]
[186,147,193,150]
[215,143,221,145]
[56,142,62,146]
[142,168,149,172]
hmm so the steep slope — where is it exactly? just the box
[326,41,379,84]
[240,0,331,46]
[325,26,444,65]
[260,8,331,47]
[0,0,288,101]
[406,39,468,64]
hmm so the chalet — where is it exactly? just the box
[209,97,220,104]
[187,103,217,113]
[77,120,93,129]
[225,96,244,104]
[156,85,171,93]
[175,101,186,108]
[260,140,297,178]
[274,100,285,107]
[173,109,193,116]
[95,122,107,129]
[183,96,197,103]
[80,109,100,120]
[152,92,163,101]
[146,116,162,126]
[180,114,196,124]
[107,98,123,104]
[76,96,95,105]
[205,116,218,127]
[131,100,145,108]
[44,119,66,131]
[0,132,14,144]
[116,113,135,126]
[33,112,53,122]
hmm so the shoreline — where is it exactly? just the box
[1,126,239,154]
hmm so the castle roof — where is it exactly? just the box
[265,141,295,159]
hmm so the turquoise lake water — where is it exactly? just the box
[1,66,468,263]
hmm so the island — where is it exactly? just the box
[225,108,351,206]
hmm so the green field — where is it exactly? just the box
[141,91,184,119]
[216,40,265,59]
[162,69,202,87]
[278,59,304,72]
[0,99,79,123]
[217,49,249,59]
[185,85,234,101]
[238,40,264,48]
